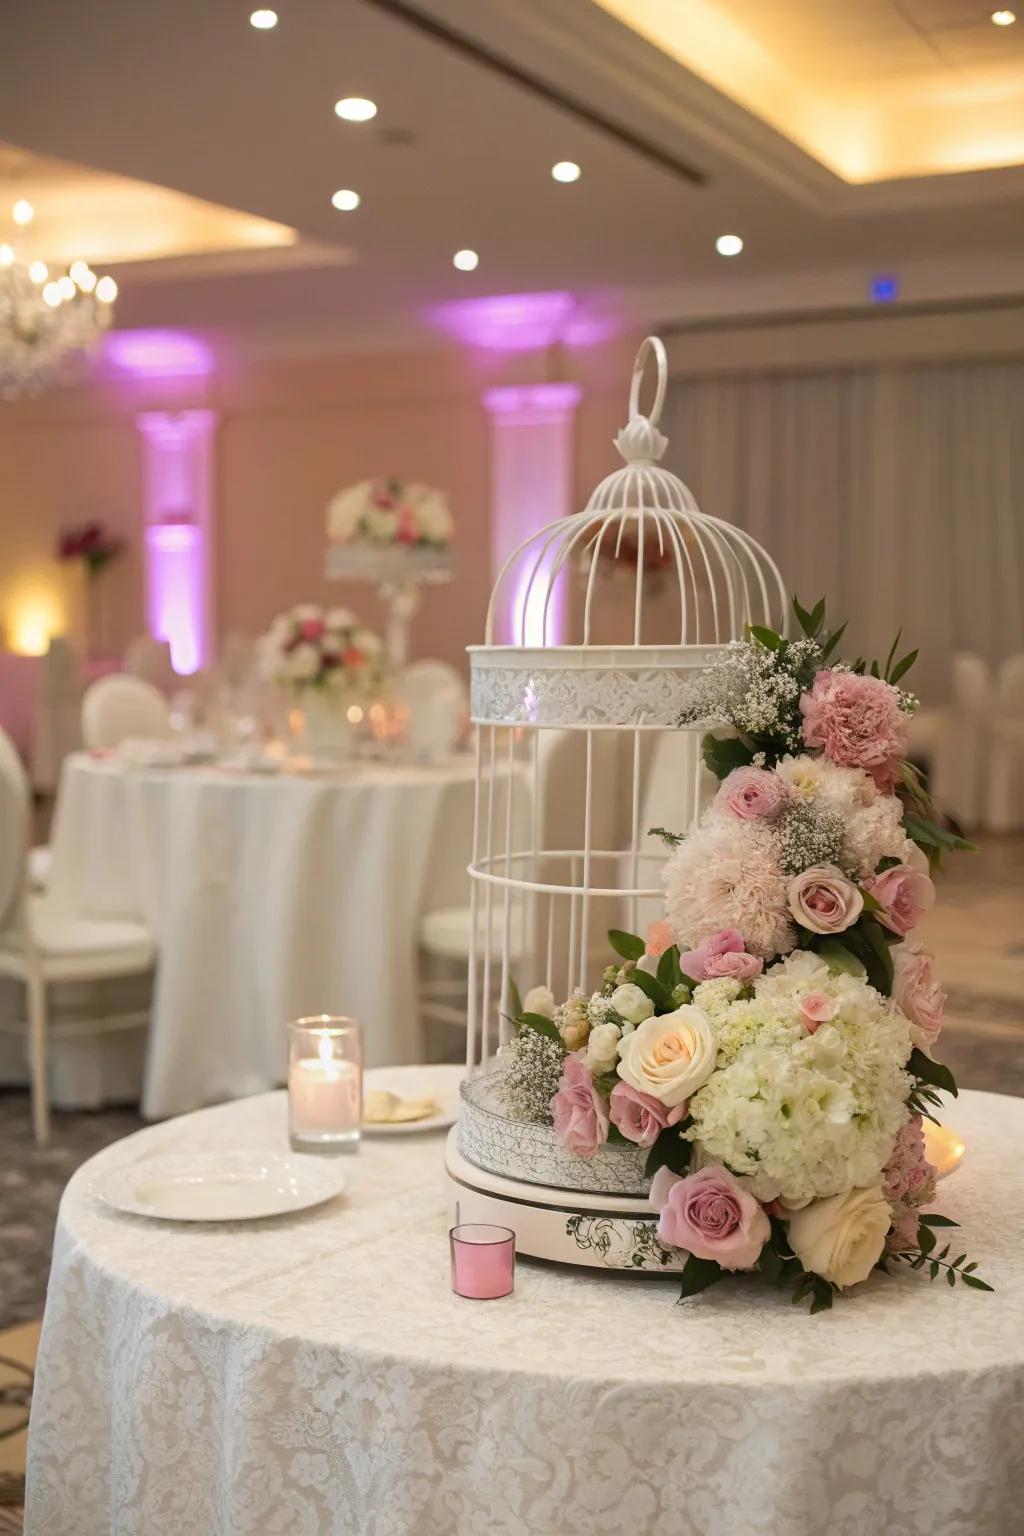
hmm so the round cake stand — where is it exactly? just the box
[444,1128,685,1273]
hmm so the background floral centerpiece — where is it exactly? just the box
[327,477,454,549]
[56,519,126,657]
[260,603,386,756]
[500,599,988,1311]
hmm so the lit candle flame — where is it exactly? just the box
[317,1032,334,1066]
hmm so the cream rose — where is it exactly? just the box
[616,1006,715,1108]
[582,1022,622,1077]
[786,1184,891,1288]
[522,985,555,1020]
[610,983,655,1026]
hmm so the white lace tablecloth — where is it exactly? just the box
[44,754,478,1117]
[25,1088,1024,1536]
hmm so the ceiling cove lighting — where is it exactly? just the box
[991,10,1016,24]
[335,97,377,122]
[331,189,360,211]
[453,249,479,272]
[551,161,581,183]
[715,233,743,257]
[249,9,278,28]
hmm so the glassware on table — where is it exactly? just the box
[449,1223,516,1299]
[287,1016,362,1154]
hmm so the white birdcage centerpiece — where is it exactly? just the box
[463,337,787,1074]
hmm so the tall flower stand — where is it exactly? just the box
[324,545,453,668]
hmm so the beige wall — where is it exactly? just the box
[0,335,643,673]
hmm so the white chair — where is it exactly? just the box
[987,653,1024,834]
[81,675,172,751]
[930,654,994,831]
[123,634,177,695]
[0,727,155,1143]
[30,636,83,796]
[396,659,468,762]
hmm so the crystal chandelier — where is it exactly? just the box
[0,199,118,398]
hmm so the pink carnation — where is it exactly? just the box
[892,943,946,1056]
[678,928,763,983]
[714,766,788,822]
[867,864,936,937]
[800,669,908,792]
[609,1082,685,1148]
[883,1116,937,1208]
[550,1055,609,1159]
[650,1164,770,1270]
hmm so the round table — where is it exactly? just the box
[45,754,478,1117]
[25,1089,1024,1536]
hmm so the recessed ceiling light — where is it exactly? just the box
[335,97,377,122]
[551,160,581,183]
[991,9,1016,24]
[453,249,479,272]
[249,8,278,27]
[715,233,744,257]
[28,260,48,283]
[331,189,361,211]
[12,199,34,227]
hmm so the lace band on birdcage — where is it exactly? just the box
[469,653,726,727]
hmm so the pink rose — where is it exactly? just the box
[800,670,908,791]
[892,943,946,1055]
[787,865,864,934]
[650,1164,770,1271]
[298,618,325,643]
[714,765,788,822]
[678,929,759,982]
[550,1055,609,1159]
[800,992,837,1033]
[609,1082,685,1148]
[645,920,674,958]
[868,864,935,937]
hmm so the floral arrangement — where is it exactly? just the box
[259,604,385,695]
[501,598,988,1311]
[56,520,125,577]
[326,478,454,549]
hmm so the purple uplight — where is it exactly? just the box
[430,291,576,351]
[105,329,215,378]
[145,522,203,672]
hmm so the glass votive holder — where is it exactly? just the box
[450,1223,516,1300]
[287,1016,362,1154]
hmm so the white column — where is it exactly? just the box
[483,383,582,644]
[136,410,217,674]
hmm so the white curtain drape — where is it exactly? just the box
[661,361,1024,702]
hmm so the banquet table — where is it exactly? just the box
[25,1088,1024,1536]
[45,752,479,1117]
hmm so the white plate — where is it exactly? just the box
[92,1150,347,1222]
[362,1063,464,1136]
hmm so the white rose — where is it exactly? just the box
[365,507,398,543]
[786,1185,890,1288]
[582,1022,622,1077]
[327,484,369,543]
[287,643,320,681]
[522,985,555,1020]
[610,984,655,1026]
[416,493,454,544]
[352,628,384,655]
[325,606,356,631]
[616,1006,716,1108]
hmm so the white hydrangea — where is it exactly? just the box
[842,796,912,879]
[687,957,913,1204]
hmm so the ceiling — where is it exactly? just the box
[0,0,1021,355]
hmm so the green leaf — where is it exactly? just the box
[909,1048,958,1098]
[746,623,782,651]
[792,595,814,637]
[876,855,902,873]
[917,1223,936,1255]
[517,1012,562,1044]
[857,885,884,914]
[860,917,895,995]
[929,1261,940,1280]
[819,621,848,664]
[919,1212,960,1228]
[902,812,978,855]
[656,945,683,992]
[889,649,919,686]
[507,978,522,1020]
[608,928,645,962]
[630,967,669,1011]
[758,1242,783,1284]
[701,733,757,781]
[644,1120,693,1179]
[647,825,684,848]
[808,597,826,636]
[962,1274,994,1292]
[808,1276,835,1314]
[946,1267,957,1287]
[883,627,903,681]
[679,1254,724,1299]
[816,939,867,979]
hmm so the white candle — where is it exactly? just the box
[289,1035,360,1137]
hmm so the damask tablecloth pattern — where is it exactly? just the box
[26,1089,1024,1536]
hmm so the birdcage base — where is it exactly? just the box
[445,1129,685,1273]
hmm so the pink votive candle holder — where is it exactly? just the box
[450,1223,516,1300]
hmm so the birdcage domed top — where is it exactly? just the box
[469,337,787,730]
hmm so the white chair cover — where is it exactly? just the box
[930,653,993,830]
[123,634,177,695]
[81,675,172,751]
[397,660,468,762]
[30,636,84,793]
[987,653,1024,833]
